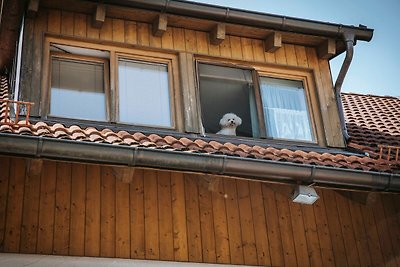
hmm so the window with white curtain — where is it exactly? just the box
[260,77,314,142]
[50,57,107,121]
[118,59,172,127]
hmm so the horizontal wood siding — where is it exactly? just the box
[1,156,399,266]
[19,8,344,147]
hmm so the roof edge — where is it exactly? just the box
[90,0,373,42]
[1,133,398,192]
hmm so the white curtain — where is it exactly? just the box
[260,78,313,141]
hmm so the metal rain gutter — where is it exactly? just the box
[0,133,399,192]
[90,0,373,42]
[334,32,356,141]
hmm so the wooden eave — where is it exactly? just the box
[40,0,346,55]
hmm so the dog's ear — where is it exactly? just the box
[236,115,242,126]
[219,115,227,126]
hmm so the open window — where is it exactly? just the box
[197,62,315,142]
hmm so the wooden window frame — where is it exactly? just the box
[41,36,182,131]
[194,57,325,145]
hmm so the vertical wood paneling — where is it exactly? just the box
[229,36,243,60]
[19,160,41,253]
[36,161,56,254]
[47,9,61,34]
[124,21,137,45]
[289,202,310,267]
[137,22,150,47]
[112,19,125,43]
[275,45,287,65]
[241,37,254,61]
[208,41,220,57]
[219,35,232,58]
[295,45,309,67]
[212,179,230,264]
[99,18,113,41]
[161,27,174,50]
[224,178,244,265]
[61,11,74,36]
[198,177,216,263]
[3,158,26,252]
[236,180,257,266]
[100,166,116,257]
[275,191,297,267]
[262,184,284,267]
[313,189,335,267]
[158,171,174,260]
[130,169,145,259]
[335,191,361,266]
[144,170,159,260]
[347,194,372,267]
[0,157,10,251]
[149,24,162,48]
[2,156,400,267]
[85,165,101,257]
[195,31,209,55]
[184,29,197,53]
[252,39,265,63]
[115,175,130,258]
[284,44,298,66]
[69,163,86,256]
[53,162,72,254]
[171,172,188,261]
[322,189,349,267]
[184,174,203,262]
[381,194,400,266]
[249,182,271,266]
[73,13,87,38]
[172,27,185,51]
[86,16,100,40]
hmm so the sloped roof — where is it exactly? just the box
[1,76,399,173]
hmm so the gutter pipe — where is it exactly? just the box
[334,32,356,141]
[89,0,373,42]
[1,133,399,192]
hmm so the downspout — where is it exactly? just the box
[334,32,356,141]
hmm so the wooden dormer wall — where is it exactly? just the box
[18,7,344,147]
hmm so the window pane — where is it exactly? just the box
[260,77,314,141]
[198,63,257,137]
[118,59,171,127]
[50,58,106,121]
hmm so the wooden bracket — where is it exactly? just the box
[152,14,168,37]
[92,4,106,29]
[112,166,135,183]
[26,158,43,177]
[318,39,336,59]
[209,23,225,45]
[264,32,282,53]
[27,0,40,18]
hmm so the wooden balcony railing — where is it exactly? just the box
[0,99,34,126]
[378,145,400,163]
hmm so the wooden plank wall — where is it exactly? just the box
[19,8,344,147]
[1,156,400,266]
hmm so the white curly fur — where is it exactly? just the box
[216,113,242,136]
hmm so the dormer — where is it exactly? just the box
[10,0,373,149]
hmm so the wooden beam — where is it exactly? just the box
[209,23,225,45]
[112,166,135,183]
[27,0,39,18]
[26,158,43,177]
[92,4,106,29]
[152,14,168,37]
[318,38,336,59]
[264,32,282,53]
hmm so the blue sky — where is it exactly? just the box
[191,0,400,97]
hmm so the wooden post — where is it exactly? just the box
[209,23,225,45]
[152,14,168,37]
[264,32,282,53]
[92,4,106,29]
[317,38,336,59]
[27,0,40,18]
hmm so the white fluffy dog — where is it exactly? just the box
[216,113,242,136]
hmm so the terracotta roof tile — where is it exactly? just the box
[1,76,399,173]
